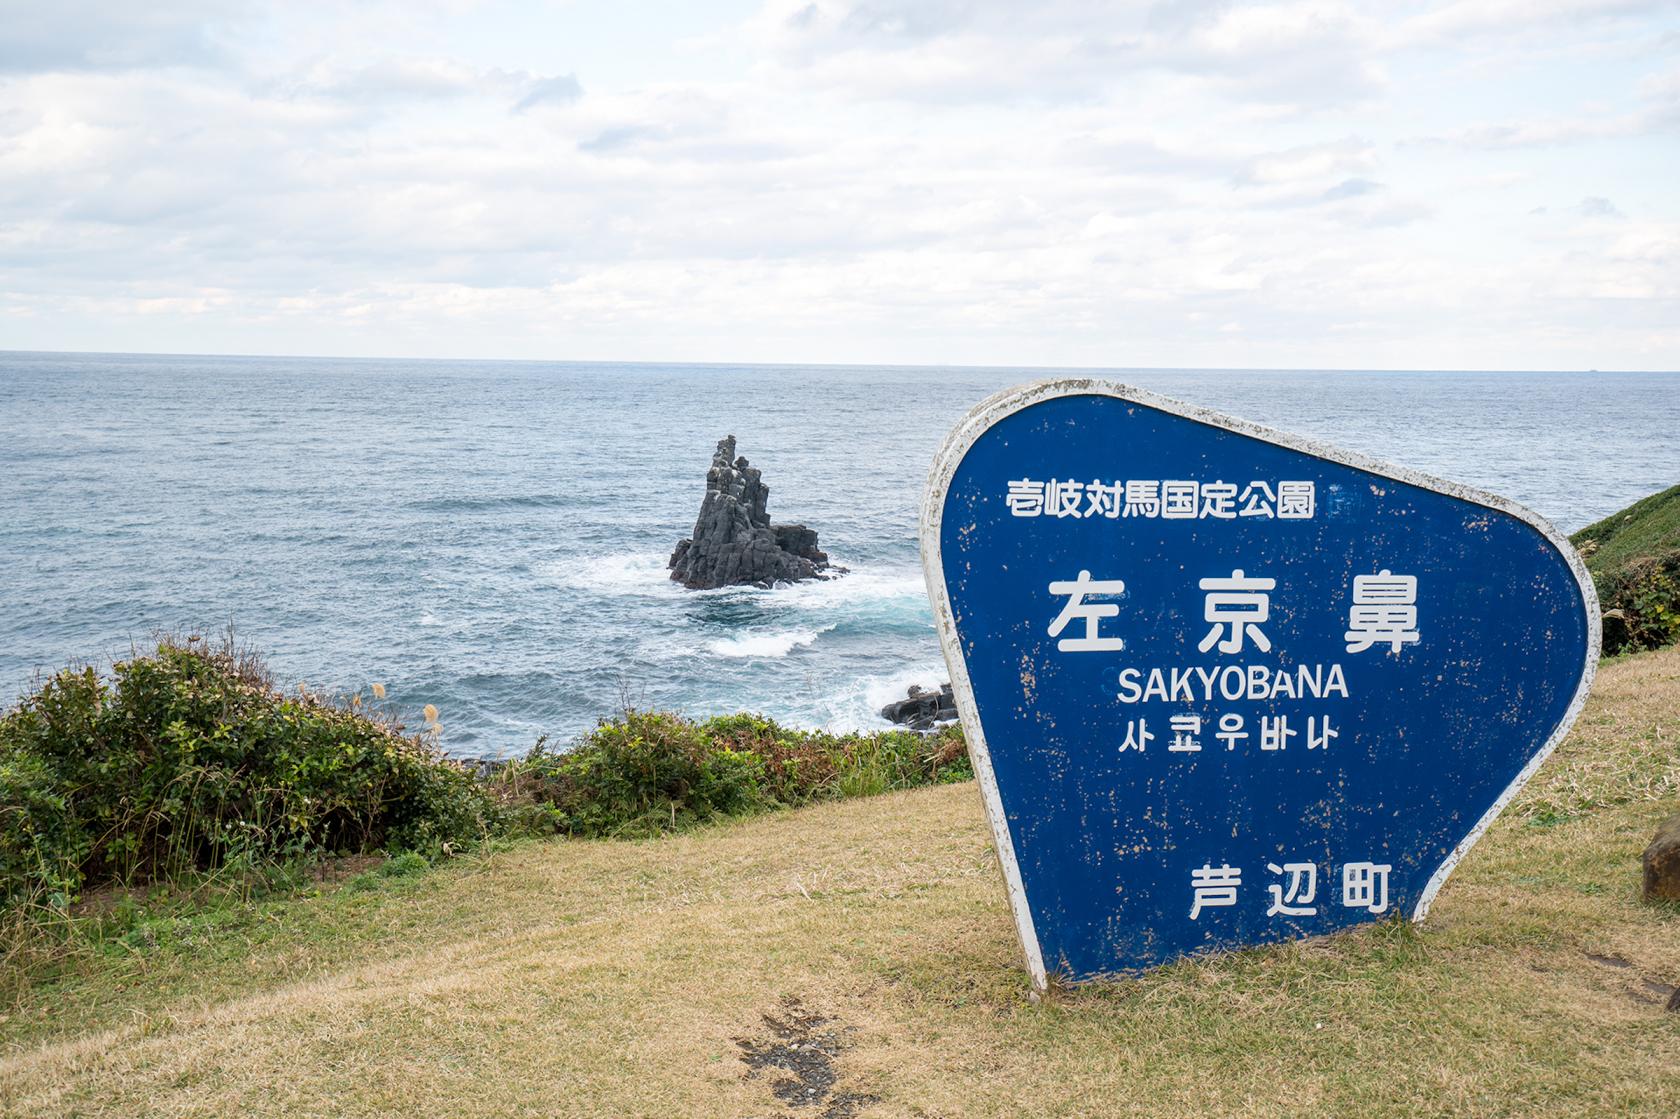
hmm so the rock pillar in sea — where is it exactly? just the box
[668,435,832,590]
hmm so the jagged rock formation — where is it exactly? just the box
[669,436,833,590]
[880,683,958,731]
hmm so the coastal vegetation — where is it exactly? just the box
[1,486,1675,1113]
[2,643,1677,1116]
[0,636,493,913]
[1572,483,1680,653]
[498,710,969,841]
[0,635,969,965]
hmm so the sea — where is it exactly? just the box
[2,351,1676,760]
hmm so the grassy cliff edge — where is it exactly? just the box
[2,482,1677,1116]
[1,643,1677,1117]
[1572,483,1680,654]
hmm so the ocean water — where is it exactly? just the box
[2,351,1676,759]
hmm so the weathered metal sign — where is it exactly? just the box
[921,380,1599,989]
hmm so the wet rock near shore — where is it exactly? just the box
[880,682,957,731]
[669,435,837,590]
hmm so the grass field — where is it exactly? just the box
[2,646,1678,1118]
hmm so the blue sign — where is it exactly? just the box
[921,381,1599,989]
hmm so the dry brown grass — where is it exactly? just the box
[2,648,1678,1118]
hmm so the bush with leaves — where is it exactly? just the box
[495,709,971,839]
[1596,551,1680,654]
[0,637,495,909]
[1,631,979,912]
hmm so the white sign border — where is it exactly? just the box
[918,377,1602,993]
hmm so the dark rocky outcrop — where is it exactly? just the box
[669,436,834,590]
[880,682,957,732]
[1644,812,1680,903]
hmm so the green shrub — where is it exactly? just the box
[1,631,978,914]
[0,749,83,910]
[1595,550,1680,654]
[0,637,495,909]
[493,711,764,838]
[1572,484,1680,655]
[699,713,840,804]
[494,710,972,839]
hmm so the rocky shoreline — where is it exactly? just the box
[879,682,958,732]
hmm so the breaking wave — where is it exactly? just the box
[810,661,951,731]
[539,551,679,597]
[706,624,837,659]
[762,565,927,612]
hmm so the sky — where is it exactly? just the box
[0,0,1676,369]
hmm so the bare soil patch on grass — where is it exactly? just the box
[736,997,877,1118]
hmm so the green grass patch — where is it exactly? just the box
[1571,483,1680,653]
[1573,483,1680,574]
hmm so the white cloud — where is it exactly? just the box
[743,0,1385,109]
[1390,0,1679,46]
[512,74,584,113]
[0,0,1675,369]
[0,1,255,74]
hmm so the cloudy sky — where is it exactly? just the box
[2,1,1676,369]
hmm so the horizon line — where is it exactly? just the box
[2,347,1674,377]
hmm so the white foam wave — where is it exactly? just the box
[541,552,927,616]
[757,563,928,611]
[419,611,443,627]
[707,624,836,659]
[812,661,950,731]
[540,552,679,597]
